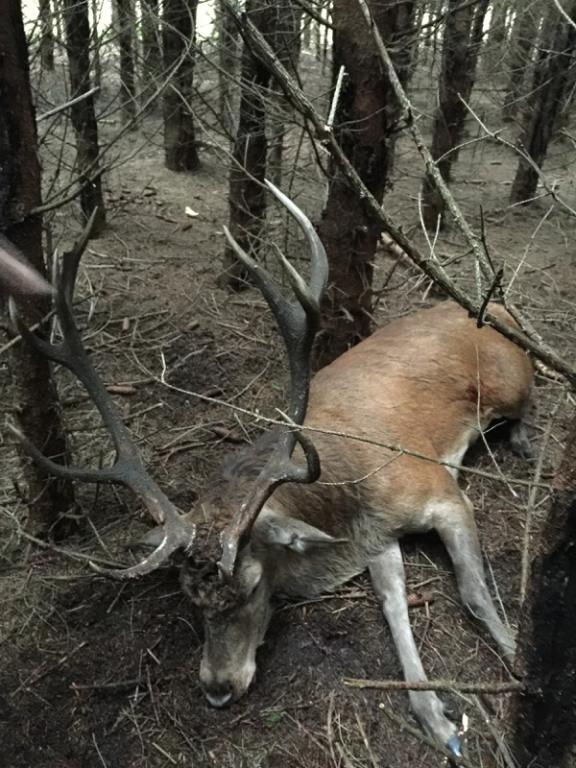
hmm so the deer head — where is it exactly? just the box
[9,184,328,706]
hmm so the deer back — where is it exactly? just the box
[260,301,533,582]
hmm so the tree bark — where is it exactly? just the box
[220,0,274,290]
[39,0,55,71]
[421,0,488,230]
[54,0,64,42]
[268,0,301,185]
[162,0,200,172]
[502,2,542,122]
[407,0,426,83]
[90,0,102,89]
[115,0,137,121]
[485,0,511,51]
[302,4,312,50]
[315,0,414,367]
[510,411,576,767]
[141,0,162,93]
[63,0,106,235]
[510,2,576,205]
[0,0,74,533]
[217,0,240,137]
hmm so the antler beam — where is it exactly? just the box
[219,181,328,577]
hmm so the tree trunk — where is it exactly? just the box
[390,0,416,87]
[217,0,240,137]
[313,6,322,59]
[63,0,106,235]
[162,0,200,172]
[39,0,55,70]
[485,0,509,51]
[91,0,102,89]
[320,2,330,73]
[510,2,576,205]
[0,0,74,534]
[268,0,301,185]
[220,0,274,290]
[315,0,414,367]
[407,1,426,83]
[421,0,488,230]
[54,0,64,42]
[502,2,542,122]
[115,0,137,121]
[510,411,576,767]
[302,6,312,50]
[141,0,162,94]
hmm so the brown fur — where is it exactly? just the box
[188,300,533,581]
[270,301,532,536]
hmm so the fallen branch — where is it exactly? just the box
[344,677,524,694]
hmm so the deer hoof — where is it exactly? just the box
[446,732,463,760]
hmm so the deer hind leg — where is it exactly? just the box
[433,493,515,662]
[368,541,462,757]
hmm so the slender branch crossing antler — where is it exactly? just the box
[219,180,328,577]
[8,210,197,578]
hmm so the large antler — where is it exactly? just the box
[219,180,328,577]
[8,211,197,578]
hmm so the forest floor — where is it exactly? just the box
[1,46,576,768]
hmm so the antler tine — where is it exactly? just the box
[219,183,328,577]
[265,180,327,314]
[9,211,196,579]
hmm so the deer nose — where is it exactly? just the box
[204,682,233,708]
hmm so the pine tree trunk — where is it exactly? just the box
[421,0,487,230]
[39,0,55,70]
[162,0,200,172]
[141,0,162,94]
[510,411,576,767]
[407,1,425,82]
[502,2,542,122]
[54,0,64,42]
[313,8,322,59]
[91,0,102,89]
[217,0,240,137]
[486,0,509,51]
[115,0,137,121]
[320,3,330,73]
[220,0,274,290]
[0,0,75,534]
[268,0,301,185]
[315,0,414,367]
[302,6,312,50]
[510,3,576,205]
[63,0,106,234]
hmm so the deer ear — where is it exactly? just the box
[137,512,196,549]
[138,526,165,548]
[256,513,346,554]
[240,558,263,595]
